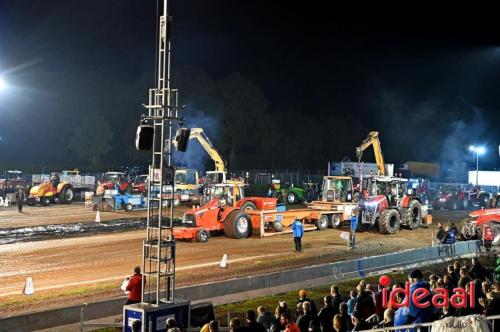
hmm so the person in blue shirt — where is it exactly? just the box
[407,269,433,332]
[292,218,304,252]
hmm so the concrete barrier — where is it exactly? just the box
[0,241,480,331]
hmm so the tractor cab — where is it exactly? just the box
[364,176,408,208]
[207,182,245,207]
[320,176,354,203]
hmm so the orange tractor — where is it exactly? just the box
[174,182,277,242]
[27,175,74,206]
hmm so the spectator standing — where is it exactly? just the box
[346,290,357,316]
[15,187,25,213]
[126,266,145,305]
[436,223,445,244]
[443,226,456,244]
[339,303,350,332]
[296,301,318,332]
[297,290,317,314]
[256,306,273,330]
[447,265,459,286]
[332,314,344,332]
[458,266,472,288]
[330,285,342,315]
[350,310,371,332]
[407,269,433,329]
[470,257,490,280]
[243,310,266,332]
[355,289,375,321]
[292,218,304,252]
[229,318,241,332]
[281,312,300,332]
[349,210,358,248]
[270,306,285,332]
[318,295,335,332]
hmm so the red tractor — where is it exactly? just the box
[462,186,491,210]
[461,194,500,248]
[359,176,425,234]
[173,182,276,242]
[432,184,464,210]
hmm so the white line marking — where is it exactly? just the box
[0,253,282,297]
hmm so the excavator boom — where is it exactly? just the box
[355,131,385,176]
[189,128,225,172]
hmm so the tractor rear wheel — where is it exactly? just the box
[379,209,400,234]
[224,210,252,239]
[241,201,257,212]
[315,215,329,230]
[58,186,74,204]
[196,229,210,243]
[403,200,422,230]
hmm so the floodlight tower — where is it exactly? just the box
[125,1,190,330]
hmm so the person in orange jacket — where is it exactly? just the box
[126,266,145,304]
[280,312,300,332]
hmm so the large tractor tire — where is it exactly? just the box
[58,185,74,204]
[241,201,257,212]
[287,192,298,205]
[478,193,490,208]
[224,210,252,239]
[379,209,401,234]
[402,200,422,230]
[315,215,329,230]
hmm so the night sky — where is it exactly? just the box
[0,1,499,173]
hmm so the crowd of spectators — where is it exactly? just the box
[194,257,500,332]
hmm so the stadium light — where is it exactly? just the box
[469,145,487,186]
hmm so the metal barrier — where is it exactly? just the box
[365,314,500,332]
[80,303,121,331]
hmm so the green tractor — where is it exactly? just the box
[268,180,318,205]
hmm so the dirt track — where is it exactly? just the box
[0,205,469,317]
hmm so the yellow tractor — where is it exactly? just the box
[28,175,74,206]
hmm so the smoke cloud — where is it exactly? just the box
[173,105,219,171]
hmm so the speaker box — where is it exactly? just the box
[175,128,191,152]
[135,122,154,151]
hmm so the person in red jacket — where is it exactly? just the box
[126,266,145,304]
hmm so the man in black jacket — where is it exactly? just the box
[330,285,343,315]
[242,310,266,332]
[317,296,335,332]
[15,187,25,213]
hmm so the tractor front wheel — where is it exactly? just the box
[196,229,210,243]
[41,197,51,206]
[287,192,297,205]
[379,209,400,234]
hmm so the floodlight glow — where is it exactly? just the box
[476,146,486,155]
[469,145,486,155]
[0,77,6,91]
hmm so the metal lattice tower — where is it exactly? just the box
[141,0,179,306]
